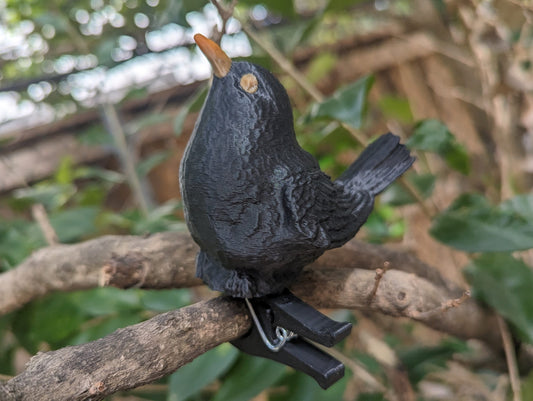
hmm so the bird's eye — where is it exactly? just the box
[240,73,258,94]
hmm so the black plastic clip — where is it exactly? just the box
[231,290,352,389]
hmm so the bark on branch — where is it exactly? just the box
[0,231,456,315]
[0,232,201,315]
[0,297,250,401]
[0,268,500,400]
[0,231,502,399]
[0,232,499,346]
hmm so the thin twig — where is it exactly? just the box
[497,315,522,401]
[31,204,59,246]
[210,0,238,44]
[407,290,471,319]
[341,122,367,146]
[398,177,436,218]
[240,23,326,103]
[441,290,471,311]
[100,103,152,216]
[366,261,390,304]
[0,156,60,245]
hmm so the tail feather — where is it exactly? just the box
[336,133,414,196]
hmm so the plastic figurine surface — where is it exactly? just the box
[180,34,414,299]
[179,34,414,388]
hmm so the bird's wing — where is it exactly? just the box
[282,170,374,250]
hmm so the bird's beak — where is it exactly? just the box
[194,33,232,78]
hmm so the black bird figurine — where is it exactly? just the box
[180,34,415,388]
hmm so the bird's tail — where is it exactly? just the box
[336,133,415,196]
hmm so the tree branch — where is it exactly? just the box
[292,268,500,348]
[0,266,502,400]
[0,230,505,399]
[0,297,250,401]
[0,232,450,315]
[0,232,201,315]
[0,231,500,348]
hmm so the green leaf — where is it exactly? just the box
[13,293,86,352]
[168,344,239,401]
[77,124,114,147]
[75,184,106,207]
[11,183,76,211]
[72,287,142,317]
[309,75,374,129]
[136,151,170,177]
[270,15,322,54]
[267,0,296,18]
[74,166,124,184]
[500,193,533,221]
[306,53,337,84]
[126,113,170,133]
[95,37,119,67]
[54,156,75,185]
[522,370,533,401]
[364,205,406,243]
[430,193,533,252]
[69,312,143,345]
[399,339,468,384]
[320,123,360,152]
[0,220,45,269]
[98,210,135,231]
[381,173,436,206]
[408,119,470,174]
[465,253,533,343]
[131,201,185,235]
[212,354,285,401]
[272,371,348,401]
[49,207,100,242]
[378,95,413,124]
[140,289,191,312]
[158,0,208,27]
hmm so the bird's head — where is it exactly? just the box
[194,34,294,143]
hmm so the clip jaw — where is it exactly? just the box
[231,290,352,389]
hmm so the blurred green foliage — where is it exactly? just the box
[309,75,374,129]
[1,0,533,400]
[408,119,470,174]
[465,253,533,343]
[398,339,469,384]
[430,193,533,252]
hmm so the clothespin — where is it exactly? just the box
[231,290,352,389]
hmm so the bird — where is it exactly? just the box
[180,34,415,300]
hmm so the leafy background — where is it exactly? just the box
[1,0,533,400]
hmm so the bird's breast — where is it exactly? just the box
[182,135,291,250]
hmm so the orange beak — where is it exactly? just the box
[194,33,232,78]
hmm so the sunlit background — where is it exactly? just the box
[0,1,258,133]
[2,1,533,400]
